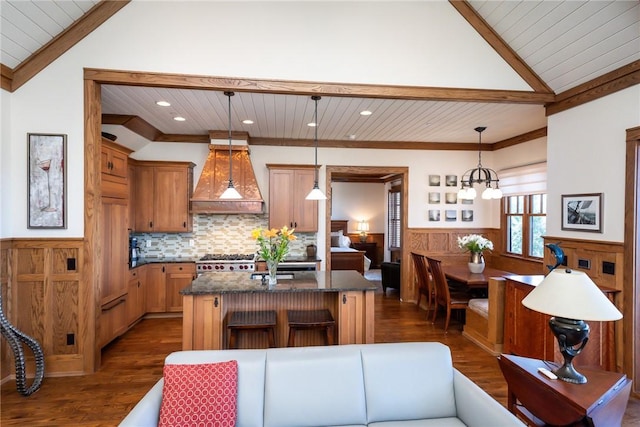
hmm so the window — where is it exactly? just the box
[388,186,401,249]
[504,194,547,259]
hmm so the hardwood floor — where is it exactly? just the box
[1,289,638,426]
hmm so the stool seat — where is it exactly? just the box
[287,309,335,347]
[227,310,276,349]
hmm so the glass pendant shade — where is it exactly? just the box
[459,127,501,200]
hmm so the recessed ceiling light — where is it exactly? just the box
[173,116,186,121]
[360,110,372,116]
[242,119,254,124]
[156,101,171,107]
[348,134,357,140]
[307,122,317,127]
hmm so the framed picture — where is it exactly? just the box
[445,174,457,187]
[561,193,602,233]
[428,175,441,186]
[428,209,440,222]
[28,133,67,229]
[445,209,457,222]
[445,192,457,204]
[428,192,441,204]
[461,209,474,222]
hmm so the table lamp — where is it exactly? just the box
[357,220,369,243]
[521,268,622,384]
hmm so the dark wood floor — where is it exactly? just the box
[2,288,638,426]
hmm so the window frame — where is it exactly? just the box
[502,193,547,260]
[387,186,401,250]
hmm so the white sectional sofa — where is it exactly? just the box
[119,342,524,427]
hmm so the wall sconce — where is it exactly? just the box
[357,220,369,243]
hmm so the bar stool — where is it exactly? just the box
[286,309,335,347]
[227,310,277,349]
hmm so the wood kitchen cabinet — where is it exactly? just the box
[267,164,318,232]
[503,275,618,371]
[133,161,194,233]
[145,262,196,313]
[101,139,131,199]
[100,198,129,306]
[126,267,146,326]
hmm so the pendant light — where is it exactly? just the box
[457,126,502,200]
[219,91,242,200]
[306,95,327,200]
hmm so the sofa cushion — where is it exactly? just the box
[263,346,367,427]
[165,350,267,427]
[158,360,238,427]
[362,342,457,423]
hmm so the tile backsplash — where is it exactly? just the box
[133,214,316,259]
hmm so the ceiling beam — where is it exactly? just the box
[8,0,130,92]
[87,68,554,104]
[546,61,640,116]
[449,0,553,95]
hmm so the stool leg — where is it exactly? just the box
[268,327,276,348]
[288,328,295,347]
[229,329,237,349]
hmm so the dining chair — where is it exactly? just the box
[411,252,434,314]
[426,257,471,333]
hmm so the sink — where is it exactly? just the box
[250,272,295,280]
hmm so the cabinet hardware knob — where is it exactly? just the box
[214,297,219,307]
[162,266,165,273]
[149,221,153,228]
[343,294,347,304]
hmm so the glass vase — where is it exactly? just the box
[266,259,278,287]
[468,252,485,273]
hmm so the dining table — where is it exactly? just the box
[443,265,514,289]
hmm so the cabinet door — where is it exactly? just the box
[503,281,549,359]
[292,169,318,232]
[153,167,192,232]
[108,149,128,179]
[269,169,295,229]
[146,264,167,313]
[101,198,128,305]
[133,166,155,232]
[165,263,196,312]
[126,268,146,325]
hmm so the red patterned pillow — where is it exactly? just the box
[158,360,238,427]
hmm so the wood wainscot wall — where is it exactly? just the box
[542,236,625,373]
[0,238,87,383]
[404,228,544,305]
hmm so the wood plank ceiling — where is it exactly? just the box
[1,1,639,146]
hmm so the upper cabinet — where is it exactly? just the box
[132,161,194,233]
[267,164,318,232]
[101,139,132,199]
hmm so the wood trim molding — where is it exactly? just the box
[448,0,553,94]
[84,68,554,104]
[9,1,130,92]
[624,127,640,395]
[492,127,547,150]
[546,61,640,116]
[0,64,13,92]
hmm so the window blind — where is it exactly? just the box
[498,162,547,196]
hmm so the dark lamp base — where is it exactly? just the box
[549,317,590,384]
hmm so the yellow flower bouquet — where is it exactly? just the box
[251,226,296,263]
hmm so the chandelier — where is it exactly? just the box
[457,126,502,200]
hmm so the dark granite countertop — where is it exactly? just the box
[256,256,322,263]
[181,270,376,295]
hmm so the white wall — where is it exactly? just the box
[0,1,532,238]
[331,182,386,233]
[547,86,640,242]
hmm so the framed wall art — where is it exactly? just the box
[428,175,441,186]
[561,193,602,233]
[28,133,67,229]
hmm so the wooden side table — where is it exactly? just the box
[499,353,632,426]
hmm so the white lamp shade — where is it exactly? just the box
[481,187,493,199]
[220,182,242,199]
[306,186,327,200]
[357,221,369,232]
[522,269,622,321]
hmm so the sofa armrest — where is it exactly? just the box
[118,379,164,427]
[453,369,525,426]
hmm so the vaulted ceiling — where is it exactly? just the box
[1,1,639,147]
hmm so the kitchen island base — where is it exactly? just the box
[182,271,375,350]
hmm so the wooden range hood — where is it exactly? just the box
[191,144,264,214]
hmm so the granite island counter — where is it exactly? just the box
[181,270,376,350]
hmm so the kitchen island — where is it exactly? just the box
[181,270,377,350]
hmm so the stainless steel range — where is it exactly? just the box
[196,254,256,275]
